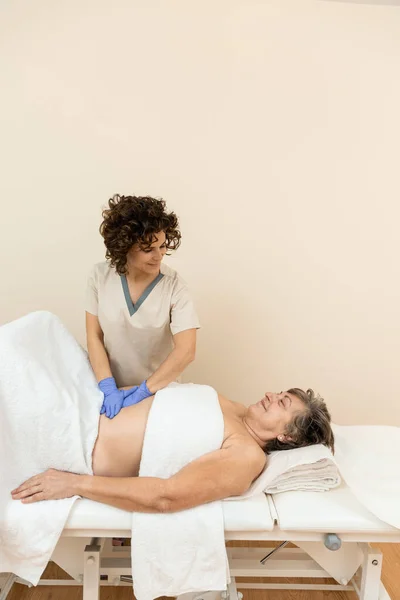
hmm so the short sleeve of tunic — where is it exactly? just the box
[170,275,201,336]
[86,266,99,316]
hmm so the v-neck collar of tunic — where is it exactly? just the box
[120,272,164,316]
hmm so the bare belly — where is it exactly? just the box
[92,395,155,477]
[91,392,252,478]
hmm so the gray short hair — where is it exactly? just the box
[264,388,335,454]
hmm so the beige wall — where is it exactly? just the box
[1,0,399,425]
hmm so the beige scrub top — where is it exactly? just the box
[86,261,200,388]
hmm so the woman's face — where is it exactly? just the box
[245,391,305,443]
[127,231,167,275]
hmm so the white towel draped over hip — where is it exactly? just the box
[131,383,229,600]
[0,311,102,584]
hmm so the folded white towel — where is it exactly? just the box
[131,383,229,600]
[231,443,340,500]
[0,311,102,584]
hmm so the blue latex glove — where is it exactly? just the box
[122,380,152,408]
[99,377,127,419]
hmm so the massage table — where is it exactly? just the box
[1,483,397,600]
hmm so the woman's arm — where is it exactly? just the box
[11,444,266,512]
[146,329,196,393]
[86,312,113,383]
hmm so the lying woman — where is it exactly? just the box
[10,328,334,512]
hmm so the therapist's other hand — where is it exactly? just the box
[122,380,152,408]
[11,469,78,503]
[99,377,126,419]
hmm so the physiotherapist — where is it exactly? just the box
[86,194,200,419]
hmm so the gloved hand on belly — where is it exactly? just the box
[99,377,132,419]
[122,380,152,408]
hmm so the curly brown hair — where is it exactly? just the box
[99,194,181,275]
[264,388,335,454]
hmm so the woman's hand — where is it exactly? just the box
[99,379,139,418]
[11,469,80,504]
[122,380,152,408]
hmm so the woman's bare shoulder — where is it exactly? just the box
[218,393,266,461]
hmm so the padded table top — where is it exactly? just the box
[64,485,399,536]
[65,492,275,533]
[273,483,399,533]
